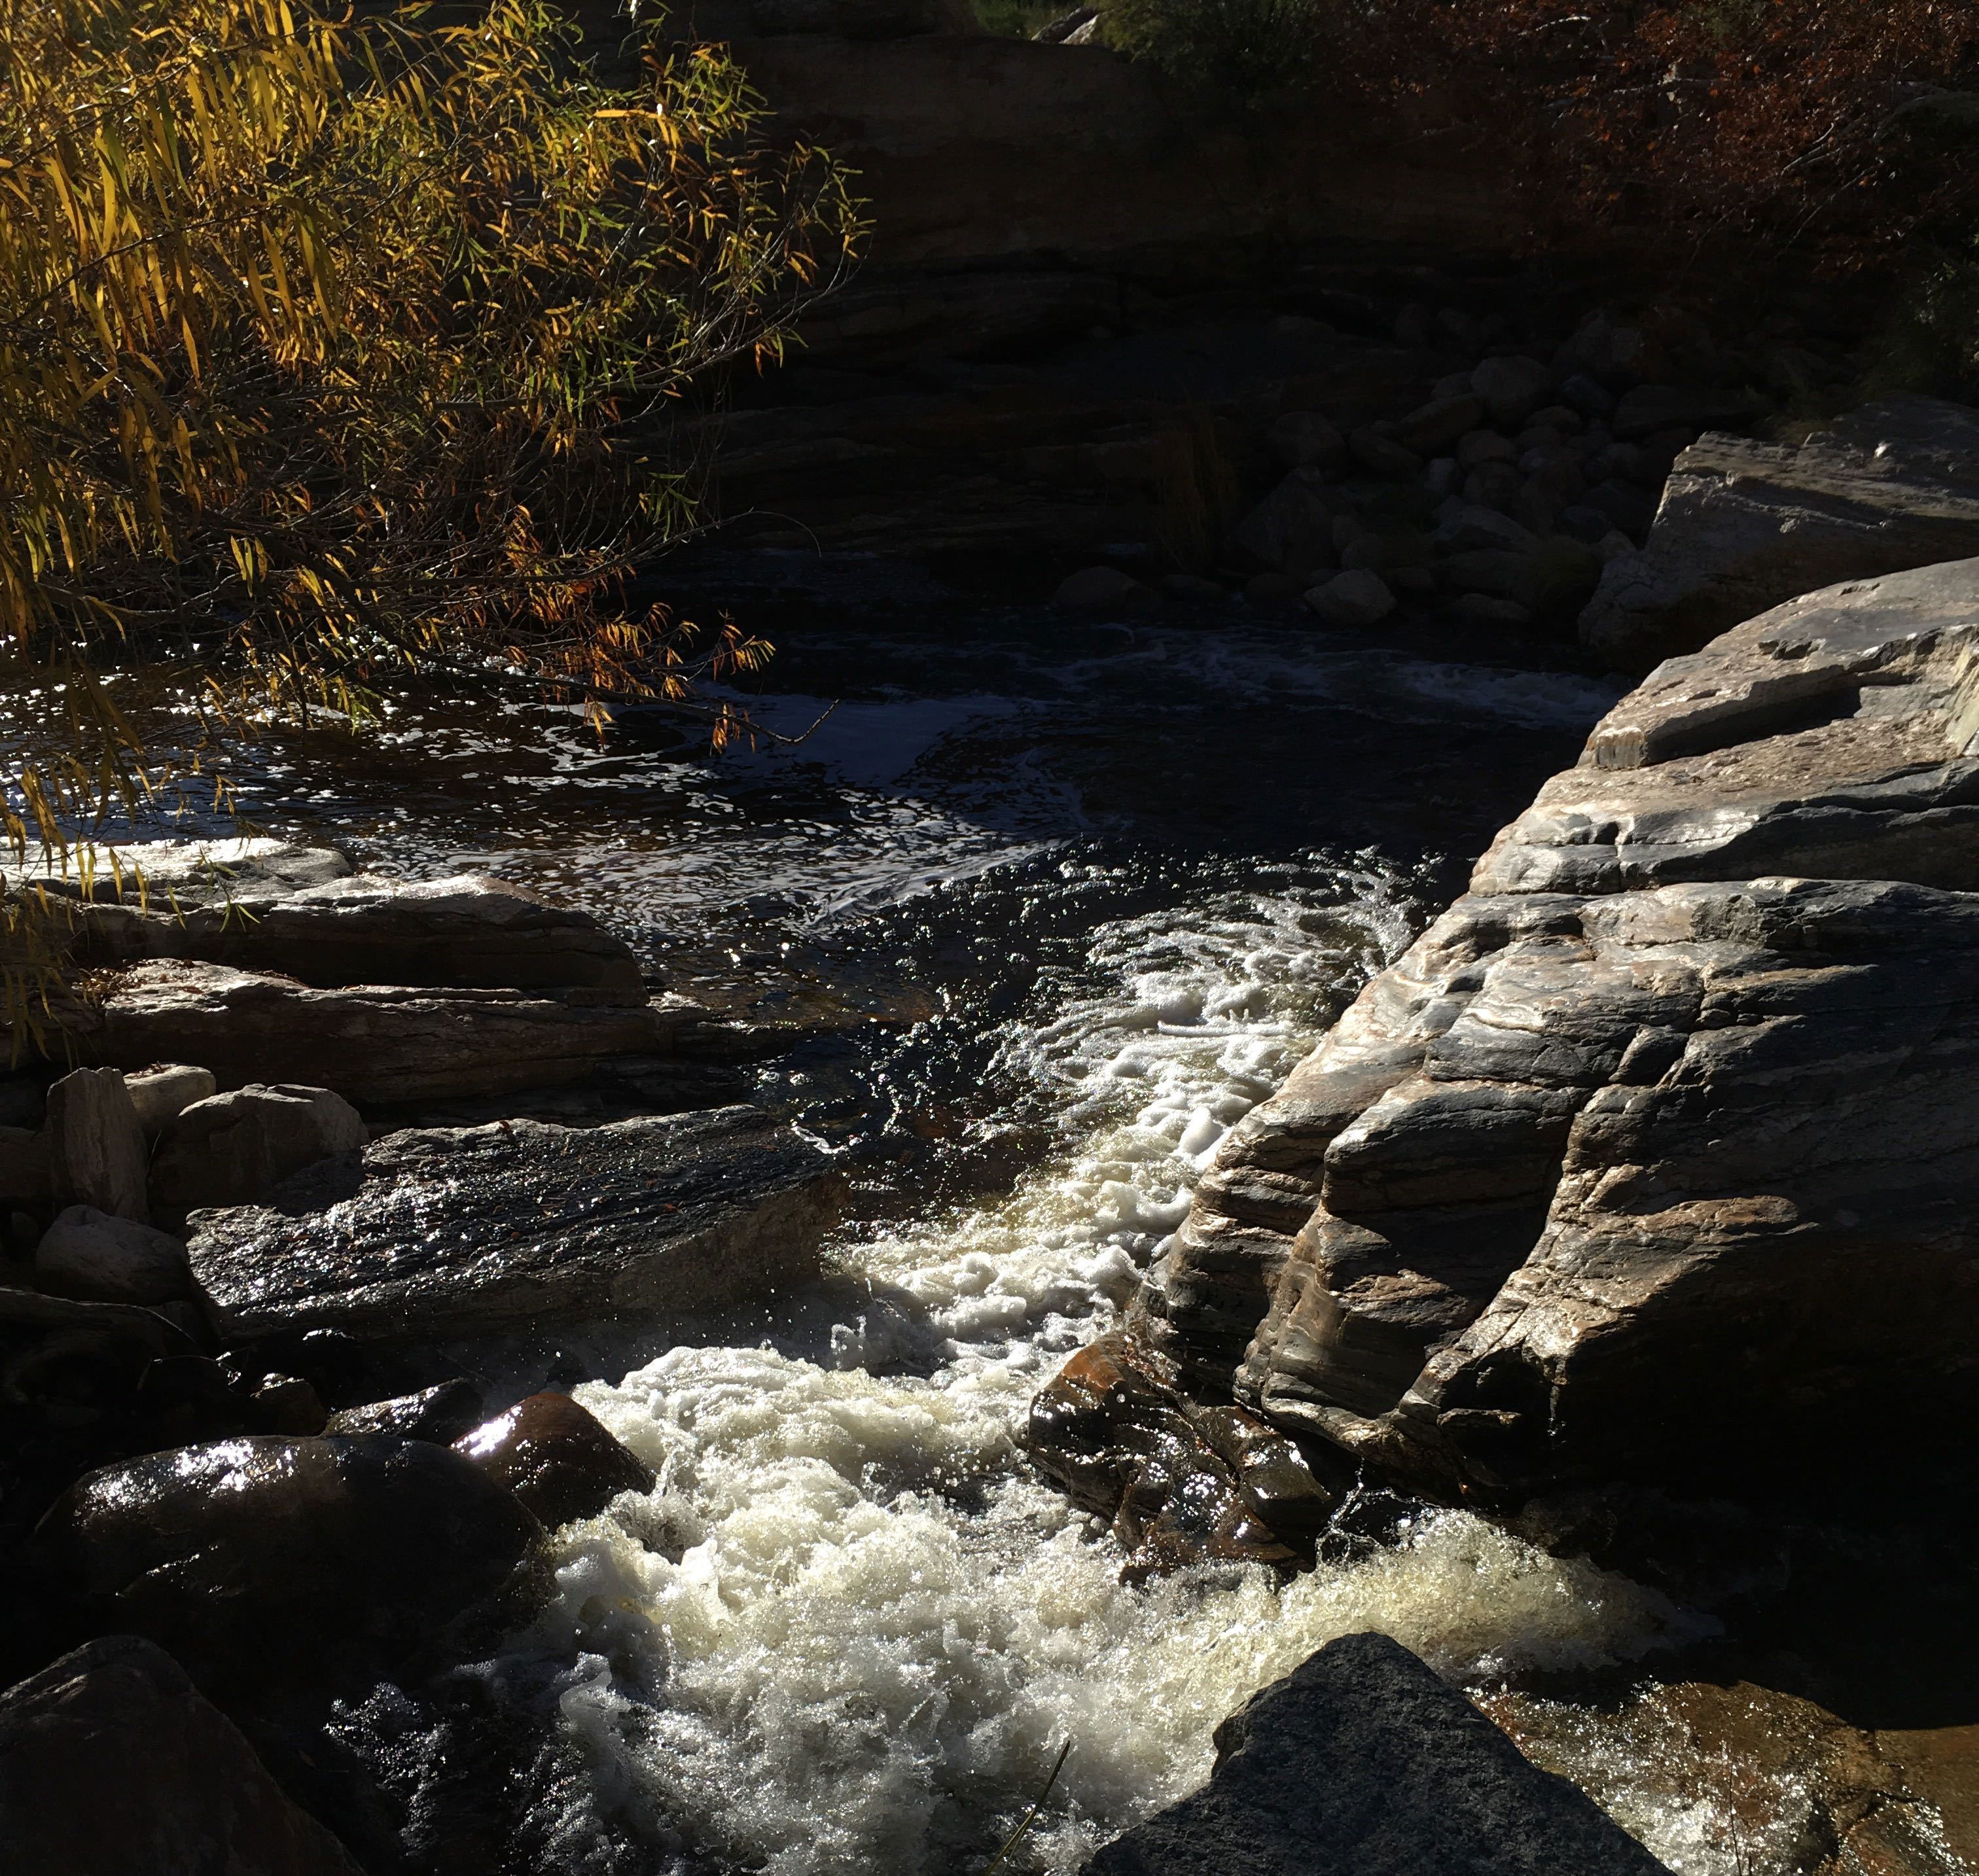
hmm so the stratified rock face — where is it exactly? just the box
[1080,1631,1671,1876]
[1580,397,1979,671]
[1111,557,1979,1504]
[79,959,675,1104]
[33,1436,539,1688]
[65,867,649,1006]
[187,1107,843,1343]
[0,1635,365,1876]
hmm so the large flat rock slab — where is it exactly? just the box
[188,1107,842,1342]
[1580,395,1979,670]
[1081,1631,1669,1876]
[77,960,678,1104]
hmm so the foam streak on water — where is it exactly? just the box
[493,854,1702,1874]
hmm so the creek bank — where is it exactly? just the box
[1035,554,1979,1533]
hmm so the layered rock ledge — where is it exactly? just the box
[1037,556,1979,1523]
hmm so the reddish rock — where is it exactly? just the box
[456,1391,654,1527]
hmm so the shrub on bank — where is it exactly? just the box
[0,0,861,1036]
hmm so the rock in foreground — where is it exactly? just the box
[1081,1631,1669,1876]
[0,1634,364,1876]
[188,1106,843,1343]
[33,1435,539,1688]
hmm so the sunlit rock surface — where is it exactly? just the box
[187,1106,843,1343]
[1081,1631,1671,1875]
[1581,397,1979,671]
[1079,557,1979,1512]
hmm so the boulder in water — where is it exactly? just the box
[455,1391,655,1527]
[0,1634,365,1876]
[33,1434,540,1688]
[1080,1631,1671,1875]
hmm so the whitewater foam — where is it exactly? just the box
[486,856,1708,1873]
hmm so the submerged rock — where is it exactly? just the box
[33,1435,539,1688]
[149,1083,368,1218]
[1080,1631,1671,1875]
[1061,555,1979,1512]
[0,1633,364,1876]
[1580,395,1979,670]
[187,1106,843,1344]
[456,1391,656,1528]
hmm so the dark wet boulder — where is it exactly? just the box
[455,1390,654,1527]
[1080,1631,1671,1876]
[187,1106,843,1344]
[1027,1329,1338,1579]
[33,1435,539,1689]
[0,1634,364,1876]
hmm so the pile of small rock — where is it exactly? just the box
[1050,308,1841,635]
[1232,325,1757,633]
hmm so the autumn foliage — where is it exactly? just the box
[0,0,861,857]
[1360,0,1979,264]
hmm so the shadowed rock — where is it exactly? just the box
[0,1634,365,1876]
[33,1435,539,1689]
[1581,397,1979,670]
[1080,1631,1671,1876]
[187,1106,843,1344]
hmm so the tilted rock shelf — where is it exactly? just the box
[188,1106,843,1345]
[1582,395,1979,671]
[1037,555,1979,1525]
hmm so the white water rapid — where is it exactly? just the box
[478,855,1724,1875]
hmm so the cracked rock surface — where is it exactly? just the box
[1061,556,1979,1510]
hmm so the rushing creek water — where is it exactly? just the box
[35,555,1924,1874]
